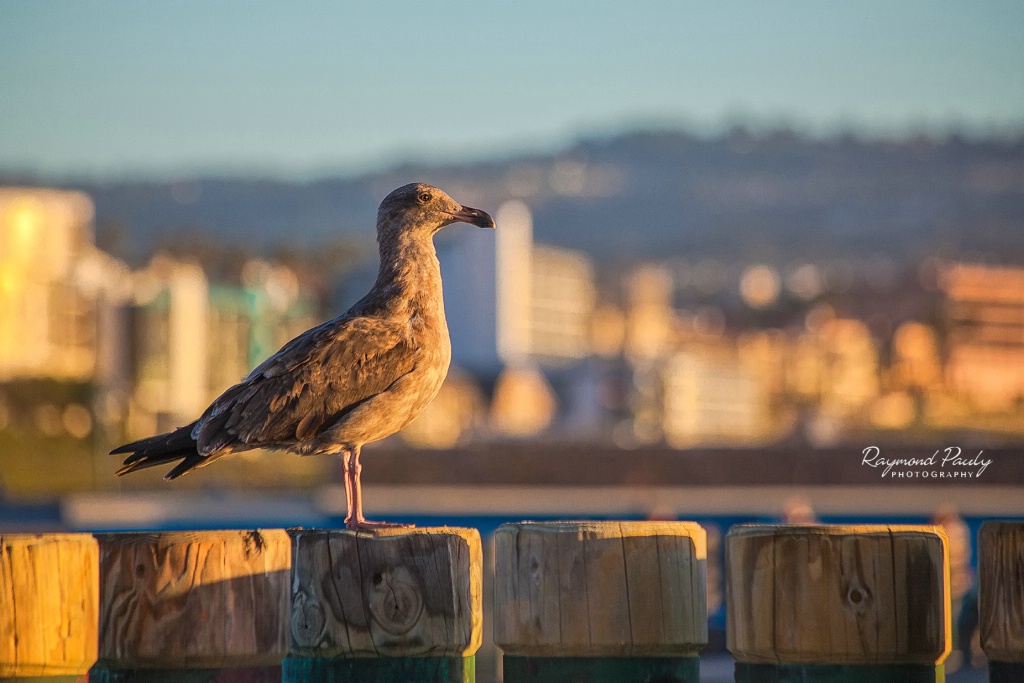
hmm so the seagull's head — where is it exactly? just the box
[378,183,495,236]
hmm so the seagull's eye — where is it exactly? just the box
[418,192,432,204]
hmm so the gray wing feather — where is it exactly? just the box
[193,315,416,455]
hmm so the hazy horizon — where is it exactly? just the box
[3,120,1023,186]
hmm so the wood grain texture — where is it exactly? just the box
[288,527,482,658]
[493,521,708,657]
[726,524,951,666]
[0,533,98,677]
[95,529,291,668]
[979,521,1024,663]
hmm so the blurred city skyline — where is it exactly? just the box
[3,1,1024,179]
[3,183,1024,497]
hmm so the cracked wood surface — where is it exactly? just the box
[95,529,291,668]
[0,533,98,677]
[980,521,1024,663]
[493,521,708,657]
[726,524,951,666]
[288,527,482,658]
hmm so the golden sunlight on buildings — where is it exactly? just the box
[818,317,880,411]
[868,391,917,430]
[624,265,675,360]
[399,370,485,448]
[736,329,788,397]
[892,322,942,391]
[662,350,769,447]
[942,263,1024,412]
[127,256,211,434]
[530,245,596,362]
[0,188,129,382]
[787,306,879,413]
[489,361,558,437]
[590,303,626,358]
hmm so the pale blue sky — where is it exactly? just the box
[2,1,1022,179]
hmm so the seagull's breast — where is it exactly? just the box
[408,305,452,401]
[317,236,455,447]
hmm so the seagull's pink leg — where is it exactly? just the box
[346,445,413,530]
[341,449,357,528]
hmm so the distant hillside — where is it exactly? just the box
[7,128,1024,265]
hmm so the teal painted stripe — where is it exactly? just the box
[734,662,944,683]
[282,656,474,683]
[503,655,699,683]
[90,666,279,682]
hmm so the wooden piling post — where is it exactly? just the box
[285,527,482,683]
[726,524,951,683]
[92,529,291,680]
[0,533,99,678]
[494,521,707,683]
[979,521,1024,683]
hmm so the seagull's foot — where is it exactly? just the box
[344,517,415,531]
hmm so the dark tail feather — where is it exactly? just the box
[112,422,207,480]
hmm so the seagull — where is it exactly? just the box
[112,183,495,529]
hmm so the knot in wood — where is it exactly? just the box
[291,590,326,648]
[367,567,423,636]
[843,581,872,614]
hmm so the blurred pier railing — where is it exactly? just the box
[360,444,1024,488]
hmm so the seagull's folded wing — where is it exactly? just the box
[193,315,417,454]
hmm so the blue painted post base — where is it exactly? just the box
[281,656,474,683]
[502,655,700,683]
[989,661,1024,683]
[734,662,944,683]
[88,665,281,682]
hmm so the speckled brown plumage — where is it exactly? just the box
[112,183,494,527]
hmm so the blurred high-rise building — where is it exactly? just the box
[623,265,675,360]
[943,263,1024,411]
[125,255,318,437]
[529,245,595,364]
[0,188,130,383]
[438,201,595,375]
[662,350,769,447]
[127,256,211,434]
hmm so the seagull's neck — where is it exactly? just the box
[371,229,443,316]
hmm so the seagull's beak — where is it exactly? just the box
[447,205,495,229]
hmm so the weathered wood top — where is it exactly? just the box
[289,526,482,659]
[727,524,950,666]
[494,520,708,657]
[95,529,291,668]
[502,520,707,544]
[979,521,1024,663]
[0,533,99,677]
